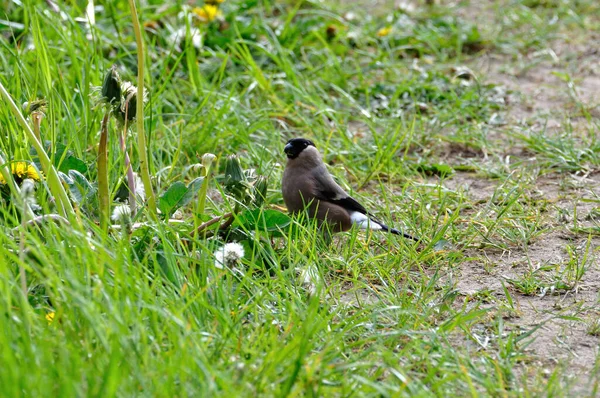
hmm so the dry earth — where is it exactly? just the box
[449,0,600,392]
[339,0,600,393]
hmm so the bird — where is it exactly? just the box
[281,138,417,240]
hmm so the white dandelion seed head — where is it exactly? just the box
[121,81,135,97]
[168,26,202,50]
[214,242,245,270]
[296,263,321,296]
[20,178,37,207]
[213,250,225,269]
[120,81,148,108]
[134,173,145,202]
[223,242,245,262]
[111,204,132,223]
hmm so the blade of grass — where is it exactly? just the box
[128,0,157,221]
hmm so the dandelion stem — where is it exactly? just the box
[32,112,43,142]
[98,113,110,231]
[19,208,28,297]
[0,154,29,295]
[194,212,233,237]
[195,157,214,230]
[128,0,157,221]
[121,106,136,215]
[11,214,70,232]
[0,81,77,224]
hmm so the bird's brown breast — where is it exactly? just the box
[282,165,351,232]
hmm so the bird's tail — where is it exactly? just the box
[352,211,418,241]
[379,223,419,241]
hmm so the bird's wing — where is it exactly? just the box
[318,190,368,214]
[308,164,417,240]
[310,165,368,214]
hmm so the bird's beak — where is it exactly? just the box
[284,143,294,157]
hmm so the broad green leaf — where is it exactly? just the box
[236,209,291,232]
[158,182,187,217]
[158,177,204,218]
[68,169,96,204]
[58,171,94,205]
[52,142,88,174]
[179,177,204,209]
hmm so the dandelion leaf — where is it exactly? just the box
[158,177,204,217]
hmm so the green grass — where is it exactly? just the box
[1,0,599,396]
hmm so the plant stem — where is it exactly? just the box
[19,207,28,297]
[195,164,213,230]
[120,109,136,215]
[0,153,29,295]
[128,0,157,221]
[0,81,77,223]
[11,214,70,231]
[194,212,233,237]
[32,112,43,142]
[98,113,110,231]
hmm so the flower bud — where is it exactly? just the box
[101,65,121,108]
[253,175,268,206]
[201,153,217,169]
[224,155,245,184]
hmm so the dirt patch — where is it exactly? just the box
[443,171,499,203]
[449,169,600,390]
[337,0,600,391]
[431,1,600,390]
[480,53,600,125]
[457,237,600,384]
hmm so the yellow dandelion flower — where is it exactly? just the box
[45,312,55,324]
[377,27,392,37]
[0,162,41,184]
[192,5,222,22]
[13,162,41,181]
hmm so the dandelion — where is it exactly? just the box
[192,5,222,23]
[101,66,121,107]
[0,162,41,185]
[214,242,245,270]
[20,178,38,208]
[168,27,203,49]
[134,173,145,202]
[253,175,268,206]
[118,81,147,122]
[111,203,132,224]
[296,264,321,296]
[377,27,392,37]
[201,153,217,169]
[45,312,55,324]
[22,99,48,115]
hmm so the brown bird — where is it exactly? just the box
[281,138,417,240]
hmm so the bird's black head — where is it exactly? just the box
[284,138,316,159]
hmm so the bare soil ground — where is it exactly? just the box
[342,0,600,392]
[451,0,600,392]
